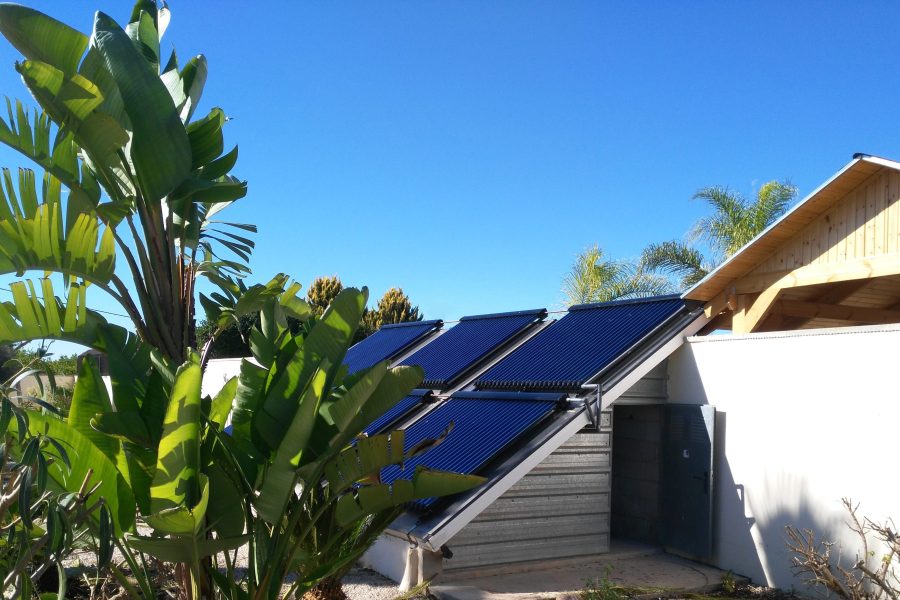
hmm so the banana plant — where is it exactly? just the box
[0,1,251,364]
[204,285,483,599]
[0,3,485,597]
[4,279,482,599]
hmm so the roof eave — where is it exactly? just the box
[683,155,900,303]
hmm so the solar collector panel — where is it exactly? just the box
[380,390,565,510]
[475,296,686,391]
[343,319,442,375]
[362,389,432,435]
[399,309,546,389]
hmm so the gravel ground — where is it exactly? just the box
[343,567,421,600]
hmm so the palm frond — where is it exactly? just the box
[640,240,708,290]
[563,245,674,306]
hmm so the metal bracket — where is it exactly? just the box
[580,383,601,431]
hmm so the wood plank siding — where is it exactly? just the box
[444,366,668,571]
[686,160,900,332]
[751,169,900,276]
[686,158,885,302]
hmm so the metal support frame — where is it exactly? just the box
[580,383,601,430]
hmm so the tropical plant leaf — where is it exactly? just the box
[186,107,224,169]
[0,100,101,212]
[255,363,328,523]
[125,9,159,72]
[207,376,236,429]
[0,279,98,345]
[254,288,365,450]
[125,531,249,563]
[206,461,244,538]
[0,169,116,282]
[0,5,88,76]
[23,411,135,535]
[146,473,208,535]
[16,60,104,119]
[150,356,202,516]
[68,358,133,482]
[334,467,484,527]
[324,431,405,495]
[320,365,422,454]
[92,11,191,203]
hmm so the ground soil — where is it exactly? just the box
[651,584,802,600]
[45,566,424,599]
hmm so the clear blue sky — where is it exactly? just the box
[4,1,900,356]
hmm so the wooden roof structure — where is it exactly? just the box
[684,154,900,333]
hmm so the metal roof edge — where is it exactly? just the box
[682,155,894,300]
[458,308,548,322]
[380,319,443,330]
[857,154,900,171]
[569,293,682,312]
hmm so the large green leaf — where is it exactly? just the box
[334,467,484,527]
[125,531,248,563]
[24,411,136,535]
[125,9,159,72]
[150,358,202,520]
[0,168,116,282]
[323,431,405,495]
[256,363,329,523]
[208,376,237,428]
[254,288,366,449]
[206,461,245,538]
[186,107,224,170]
[67,358,132,480]
[16,60,104,119]
[0,100,101,210]
[16,59,129,169]
[0,279,95,344]
[0,5,88,76]
[319,364,423,454]
[146,473,208,536]
[91,11,190,203]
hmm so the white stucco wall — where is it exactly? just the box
[201,357,245,398]
[667,324,900,591]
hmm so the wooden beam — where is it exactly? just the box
[732,288,782,334]
[775,299,900,324]
[697,311,732,335]
[732,255,900,296]
[785,279,873,329]
[703,287,737,318]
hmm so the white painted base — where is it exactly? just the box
[360,534,413,583]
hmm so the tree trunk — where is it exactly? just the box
[302,576,347,600]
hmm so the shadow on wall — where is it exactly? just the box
[714,410,855,595]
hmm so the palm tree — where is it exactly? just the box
[562,245,673,306]
[641,180,797,290]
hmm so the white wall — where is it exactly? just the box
[202,358,245,398]
[668,324,900,591]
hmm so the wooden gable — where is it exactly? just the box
[685,156,900,333]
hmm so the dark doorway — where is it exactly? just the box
[611,405,664,544]
[660,404,715,559]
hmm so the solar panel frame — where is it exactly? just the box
[399,309,546,389]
